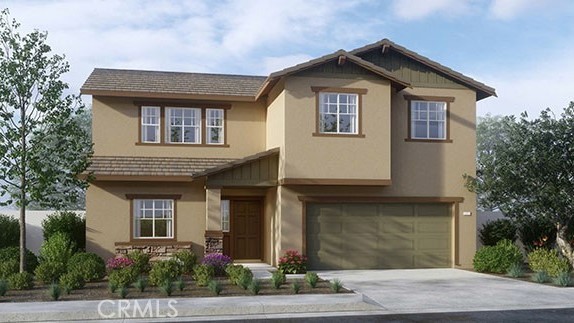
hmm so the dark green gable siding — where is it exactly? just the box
[359,49,467,90]
[295,61,381,79]
[206,153,278,187]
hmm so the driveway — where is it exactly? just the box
[317,268,574,314]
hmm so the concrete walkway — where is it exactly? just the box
[1,268,574,322]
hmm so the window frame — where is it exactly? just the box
[126,194,181,242]
[140,106,161,143]
[165,107,202,144]
[206,108,225,145]
[136,102,229,147]
[311,87,367,138]
[404,95,454,143]
[220,199,230,233]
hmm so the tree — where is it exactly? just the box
[466,103,574,266]
[0,9,92,272]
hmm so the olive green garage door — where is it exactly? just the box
[306,203,452,270]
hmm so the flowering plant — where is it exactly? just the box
[278,250,307,274]
[106,256,134,272]
[202,253,232,276]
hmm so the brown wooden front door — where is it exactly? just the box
[231,200,262,260]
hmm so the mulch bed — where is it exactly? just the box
[0,277,350,302]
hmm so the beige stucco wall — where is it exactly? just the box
[92,96,266,158]
[266,80,286,179]
[282,76,391,180]
[86,181,207,260]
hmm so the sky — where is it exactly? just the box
[1,0,574,117]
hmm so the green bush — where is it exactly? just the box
[118,286,129,299]
[108,267,138,289]
[34,261,66,284]
[506,262,524,278]
[174,250,197,275]
[291,281,301,294]
[554,271,571,287]
[248,279,261,295]
[149,259,182,286]
[133,276,147,292]
[59,271,85,293]
[193,264,214,287]
[517,217,556,252]
[175,277,185,291]
[39,232,76,265]
[0,259,19,279]
[48,283,61,301]
[305,272,319,288]
[0,280,7,296]
[271,271,286,289]
[42,211,85,251]
[126,251,151,275]
[238,270,253,290]
[532,271,550,283]
[330,279,343,293]
[0,214,19,248]
[0,246,38,273]
[473,239,523,273]
[479,219,517,246]
[160,280,174,296]
[68,252,106,282]
[528,248,571,277]
[226,265,253,287]
[207,280,222,296]
[8,272,34,290]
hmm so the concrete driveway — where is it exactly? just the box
[318,268,574,314]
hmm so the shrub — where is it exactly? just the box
[305,272,319,288]
[174,250,197,275]
[149,259,182,286]
[159,280,174,296]
[193,264,215,287]
[528,248,571,277]
[271,271,286,289]
[226,265,243,285]
[506,263,524,278]
[59,271,85,293]
[42,211,85,251]
[118,286,129,299]
[0,214,19,248]
[479,219,517,246]
[0,246,38,273]
[554,271,571,287]
[278,250,307,274]
[39,232,76,265]
[207,280,222,296]
[517,217,556,252]
[0,259,19,279]
[330,279,343,293]
[201,253,232,276]
[532,271,550,283]
[108,267,138,289]
[108,281,118,293]
[106,257,134,272]
[238,270,253,290]
[175,277,185,291]
[0,280,7,296]
[133,276,147,292]
[126,251,151,275]
[8,272,34,290]
[291,281,301,294]
[473,239,522,273]
[68,252,106,282]
[34,261,66,284]
[48,283,61,301]
[248,279,261,295]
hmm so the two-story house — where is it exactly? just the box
[81,39,495,269]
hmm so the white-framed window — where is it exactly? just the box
[206,109,224,144]
[221,200,230,232]
[141,106,160,143]
[134,199,174,238]
[166,107,201,144]
[411,101,447,140]
[319,93,358,134]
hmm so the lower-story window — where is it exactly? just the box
[221,200,230,232]
[134,199,174,238]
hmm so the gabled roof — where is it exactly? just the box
[192,147,279,178]
[350,39,497,100]
[81,68,266,101]
[256,50,411,100]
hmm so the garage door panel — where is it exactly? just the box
[307,202,452,270]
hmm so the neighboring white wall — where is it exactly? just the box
[476,210,506,248]
[0,210,85,255]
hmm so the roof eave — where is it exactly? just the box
[80,89,258,102]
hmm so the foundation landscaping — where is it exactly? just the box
[0,213,348,302]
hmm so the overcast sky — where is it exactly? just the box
[2,0,574,117]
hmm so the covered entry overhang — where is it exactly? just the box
[192,148,279,261]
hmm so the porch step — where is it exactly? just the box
[237,262,275,279]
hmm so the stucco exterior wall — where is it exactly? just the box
[92,96,266,158]
[265,80,286,179]
[282,76,391,180]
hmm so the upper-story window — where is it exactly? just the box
[141,106,160,143]
[138,104,228,146]
[404,95,454,143]
[311,87,367,138]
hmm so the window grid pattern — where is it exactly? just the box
[221,200,230,232]
[206,109,224,144]
[319,93,358,134]
[141,106,160,143]
[166,107,201,144]
[134,199,173,238]
[411,101,446,140]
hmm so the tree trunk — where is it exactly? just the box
[19,104,27,273]
[19,203,26,273]
[556,223,574,268]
